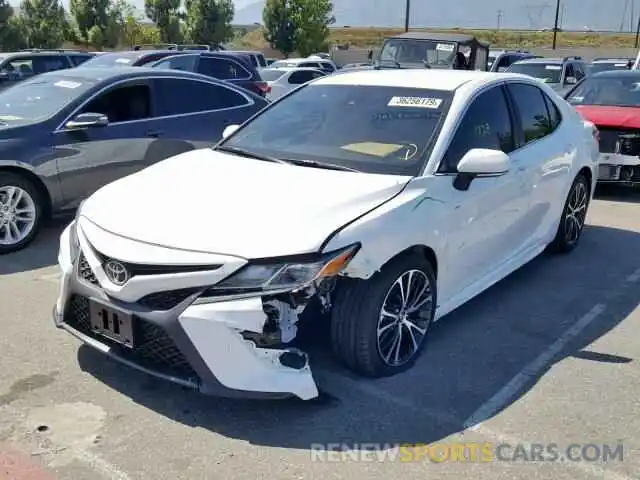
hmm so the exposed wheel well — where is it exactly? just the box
[386,245,438,278]
[0,166,52,217]
[578,166,593,194]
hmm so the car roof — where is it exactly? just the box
[590,70,640,78]
[314,69,512,91]
[34,66,221,83]
[2,51,81,58]
[515,57,565,64]
[591,58,632,63]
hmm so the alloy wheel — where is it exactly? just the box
[0,186,37,246]
[376,269,434,367]
[564,180,588,245]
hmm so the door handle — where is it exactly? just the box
[146,130,163,138]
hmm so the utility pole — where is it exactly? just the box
[404,0,410,32]
[497,10,504,30]
[635,12,640,47]
[552,0,561,49]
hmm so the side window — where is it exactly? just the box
[543,93,562,130]
[440,86,514,173]
[496,55,512,71]
[564,63,575,80]
[2,58,34,78]
[70,55,91,66]
[299,62,319,68]
[256,54,267,68]
[81,83,152,123]
[153,55,197,71]
[507,83,553,144]
[288,70,320,84]
[154,78,249,116]
[319,62,335,71]
[33,56,69,74]
[198,57,249,80]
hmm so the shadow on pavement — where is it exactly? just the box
[0,219,67,276]
[595,185,640,204]
[76,223,640,450]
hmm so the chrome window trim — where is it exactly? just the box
[53,75,255,132]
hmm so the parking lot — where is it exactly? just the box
[1,188,639,480]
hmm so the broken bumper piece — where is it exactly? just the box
[53,243,319,400]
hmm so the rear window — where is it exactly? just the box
[219,84,453,176]
[566,76,640,107]
[507,62,562,83]
[586,62,631,74]
[256,54,267,67]
[259,69,287,81]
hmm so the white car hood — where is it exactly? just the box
[81,148,411,259]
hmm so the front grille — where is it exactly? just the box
[64,295,199,380]
[597,127,640,154]
[137,288,202,310]
[78,252,99,285]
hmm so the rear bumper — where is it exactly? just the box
[597,154,640,185]
[54,223,319,400]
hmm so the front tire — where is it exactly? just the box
[0,172,43,254]
[331,253,437,377]
[548,173,590,253]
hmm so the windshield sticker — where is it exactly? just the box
[341,142,405,157]
[54,80,81,88]
[436,43,455,52]
[388,96,442,109]
[615,63,627,66]
[545,65,561,70]
[115,58,131,63]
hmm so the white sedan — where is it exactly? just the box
[259,67,326,101]
[53,69,599,401]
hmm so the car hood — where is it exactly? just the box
[575,105,640,129]
[81,148,411,259]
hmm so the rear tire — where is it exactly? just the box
[0,172,43,254]
[330,252,437,377]
[548,173,590,254]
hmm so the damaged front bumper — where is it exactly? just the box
[54,224,321,400]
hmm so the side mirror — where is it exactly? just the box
[565,76,577,85]
[65,112,108,129]
[453,148,510,191]
[222,124,240,139]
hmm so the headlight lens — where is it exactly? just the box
[211,243,360,293]
[69,202,85,261]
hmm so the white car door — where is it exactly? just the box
[504,82,572,248]
[431,85,531,300]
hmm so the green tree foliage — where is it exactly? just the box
[0,0,27,51]
[184,0,233,46]
[19,0,67,48]
[70,0,110,44]
[263,0,334,57]
[144,0,182,42]
[262,0,295,57]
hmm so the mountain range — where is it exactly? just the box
[7,0,638,31]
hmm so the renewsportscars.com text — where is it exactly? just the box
[310,442,624,463]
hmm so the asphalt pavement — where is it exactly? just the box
[1,187,639,480]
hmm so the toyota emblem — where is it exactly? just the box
[104,260,130,286]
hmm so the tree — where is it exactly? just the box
[70,0,110,45]
[0,0,27,51]
[262,0,296,57]
[144,0,182,42]
[262,0,334,57]
[291,0,334,57]
[184,0,233,46]
[19,0,67,48]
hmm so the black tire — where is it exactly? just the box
[330,252,437,377]
[0,172,44,254]
[548,173,590,254]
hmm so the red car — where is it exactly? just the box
[565,70,640,185]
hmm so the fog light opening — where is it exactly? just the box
[279,350,308,370]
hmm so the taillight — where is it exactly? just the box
[256,81,271,95]
[592,126,600,142]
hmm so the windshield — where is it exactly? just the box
[218,84,452,176]
[0,76,94,125]
[259,69,287,81]
[507,62,562,83]
[378,39,457,67]
[586,62,630,75]
[78,53,140,68]
[566,76,640,107]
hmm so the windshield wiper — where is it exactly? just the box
[284,158,360,172]
[215,145,290,165]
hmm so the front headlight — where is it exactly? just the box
[69,202,85,262]
[208,243,360,294]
